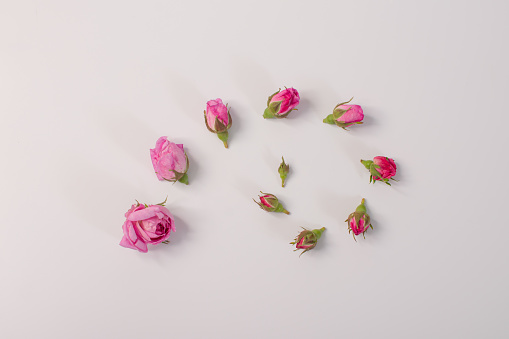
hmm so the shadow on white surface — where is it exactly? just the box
[231,56,275,111]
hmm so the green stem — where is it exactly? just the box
[263,108,275,119]
[217,132,229,148]
[178,173,189,185]
[275,204,289,215]
[323,114,336,124]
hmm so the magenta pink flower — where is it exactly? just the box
[254,192,290,214]
[361,156,397,185]
[345,199,372,240]
[290,227,326,256]
[323,98,364,130]
[204,98,232,148]
[120,201,176,253]
[263,88,300,119]
[150,136,189,184]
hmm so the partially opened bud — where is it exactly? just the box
[263,87,300,119]
[323,97,364,130]
[345,199,373,240]
[253,192,289,214]
[361,156,397,185]
[278,156,290,187]
[290,227,326,256]
[204,98,232,148]
[150,136,190,185]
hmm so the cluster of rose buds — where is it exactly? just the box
[120,86,398,254]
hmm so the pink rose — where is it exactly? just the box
[290,227,326,256]
[120,201,175,253]
[150,136,189,184]
[323,98,364,130]
[253,192,290,214]
[204,98,232,148]
[263,88,300,119]
[361,156,397,185]
[345,199,372,240]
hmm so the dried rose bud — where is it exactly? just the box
[204,98,232,148]
[345,199,372,240]
[150,136,189,185]
[263,87,300,119]
[361,156,397,185]
[323,97,364,130]
[290,227,326,256]
[253,192,289,214]
[278,156,290,187]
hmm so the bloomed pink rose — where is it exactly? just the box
[205,98,229,132]
[373,156,397,180]
[120,203,175,253]
[150,136,188,181]
[270,88,300,116]
[336,105,364,125]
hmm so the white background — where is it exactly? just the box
[1,1,508,338]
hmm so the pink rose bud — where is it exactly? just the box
[253,192,290,214]
[278,156,290,187]
[120,199,176,253]
[263,87,300,119]
[361,156,397,185]
[323,97,364,130]
[290,227,326,256]
[345,198,372,240]
[204,98,232,148]
[150,136,190,185]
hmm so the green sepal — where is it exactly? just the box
[217,131,229,148]
[323,114,336,124]
[178,173,189,185]
[269,101,282,115]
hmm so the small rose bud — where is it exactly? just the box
[278,156,290,187]
[323,97,364,130]
[150,136,190,185]
[346,199,372,240]
[253,192,290,214]
[263,87,300,119]
[360,156,397,185]
[290,227,326,256]
[204,98,232,148]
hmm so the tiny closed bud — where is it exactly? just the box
[290,227,326,256]
[278,156,290,187]
[360,156,397,185]
[204,98,232,148]
[323,97,364,130]
[263,88,300,119]
[253,192,290,215]
[345,198,373,240]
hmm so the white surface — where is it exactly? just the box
[1,1,508,338]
